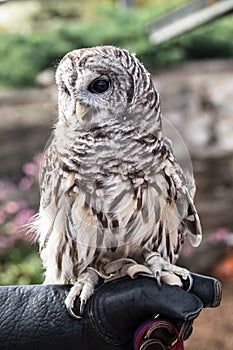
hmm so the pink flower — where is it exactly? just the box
[14,209,36,226]
[22,162,37,176]
[33,153,43,167]
[17,200,28,210]
[19,177,33,190]
[0,189,6,201]
[181,246,193,257]
[0,208,6,224]
[0,181,16,200]
[4,201,20,215]
[209,228,230,244]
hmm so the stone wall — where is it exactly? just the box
[155,60,233,232]
[0,88,56,182]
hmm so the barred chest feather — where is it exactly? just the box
[50,123,186,273]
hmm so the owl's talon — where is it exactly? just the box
[79,298,86,315]
[155,271,162,289]
[186,273,193,292]
[65,270,99,319]
[146,253,192,289]
[66,305,82,319]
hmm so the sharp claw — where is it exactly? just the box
[66,304,82,320]
[64,270,98,319]
[186,273,193,292]
[80,298,86,315]
[156,270,162,289]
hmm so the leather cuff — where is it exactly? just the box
[187,273,222,308]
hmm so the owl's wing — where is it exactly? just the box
[37,139,84,283]
[134,133,202,258]
[172,168,202,248]
[154,137,202,248]
[40,139,59,209]
[37,138,71,250]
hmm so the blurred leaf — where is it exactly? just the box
[0,242,43,285]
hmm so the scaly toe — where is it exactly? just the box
[145,253,192,289]
[65,282,83,319]
[146,253,162,288]
[161,271,183,287]
[65,270,99,319]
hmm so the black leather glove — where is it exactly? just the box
[0,273,221,350]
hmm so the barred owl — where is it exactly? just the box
[35,46,202,318]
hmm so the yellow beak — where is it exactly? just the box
[76,101,87,120]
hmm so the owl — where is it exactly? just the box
[35,46,202,318]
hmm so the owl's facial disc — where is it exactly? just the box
[57,49,136,127]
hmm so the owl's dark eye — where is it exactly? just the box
[88,78,110,94]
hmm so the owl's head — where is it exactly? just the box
[56,46,161,133]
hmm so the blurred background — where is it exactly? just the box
[0,0,232,348]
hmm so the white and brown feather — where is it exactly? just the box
[35,46,202,285]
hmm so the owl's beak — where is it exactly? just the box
[76,101,88,121]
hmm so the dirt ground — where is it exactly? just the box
[186,280,233,350]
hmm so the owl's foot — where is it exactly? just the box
[146,253,193,291]
[65,269,99,319]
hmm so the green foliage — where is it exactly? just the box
[0,31,72,87]
[177,17,233,60]
[0,241,43,285]
[32,0,81,21]
[0,2,232,88]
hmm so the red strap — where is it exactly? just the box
[133,319,157,349]
[134,318,184,350]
